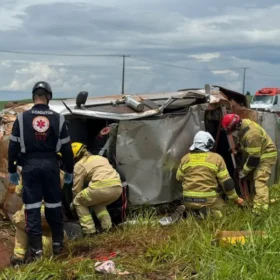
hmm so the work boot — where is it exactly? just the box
[169,205,186,222]
[159,205,185,226]
[26,234,43,263]
[10,255,25,267]
[25,249,43,264]
[52,242,63,256]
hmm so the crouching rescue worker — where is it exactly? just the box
[11,163,66,266]
[176,131,244,218]
[8,81,74,262]
[222,114,278,213]
[71,142,122,236]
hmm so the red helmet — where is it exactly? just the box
[222,114,241,133]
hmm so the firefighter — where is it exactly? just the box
[11,162,66,266]
[222,114,278,213]
[176,131,244,218]
[8,81,74,262]
[71,142,122,236]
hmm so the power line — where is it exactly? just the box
[0,49,126,57]
[250,69,280,78]
[131,57,243,72]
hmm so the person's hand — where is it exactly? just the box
[64,173,73,184]
[9,173,20,185]
[234,197,246,208]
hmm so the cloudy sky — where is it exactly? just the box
[0,0,279,100]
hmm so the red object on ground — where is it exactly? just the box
[95,252,117,262]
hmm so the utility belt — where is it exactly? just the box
[23,152,57,159]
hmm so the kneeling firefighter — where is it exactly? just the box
[71,142,122,236]
[11,155,67,266]
[176,131,244,217]
[222,114,278,213]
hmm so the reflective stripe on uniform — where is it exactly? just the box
[261,152,278,159]
[183,190,217,198]
[227,192,238,200]
[14,248,26,256]
[80,215,93,224]
[80,188,90,199]
[253,203,269,210]
[17,113,26,153]
[96,210,110,219]
[60,136,70,145]
[56,115,66,152]
[25,201,42,210]
[89,178,121,189]
[45,202,62,208]
[182,162,218,173]
[217,169,228,179]
[10,134,20,142]
[245,147,261,154]
[243,164,252,173]
[177,168,184,177]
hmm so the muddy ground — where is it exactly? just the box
[0,219,14,270]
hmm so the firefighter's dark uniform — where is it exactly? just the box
[8,104,74,255]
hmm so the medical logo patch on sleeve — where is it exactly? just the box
[32,116,50,133]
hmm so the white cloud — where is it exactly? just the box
[212,70,239,78]
[0,1,279,100]
[188,53,220,62]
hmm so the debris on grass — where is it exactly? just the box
[95,260,130,275]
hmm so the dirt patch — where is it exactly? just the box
[0,224,14,270]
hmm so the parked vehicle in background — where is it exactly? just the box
[251,88,280,113]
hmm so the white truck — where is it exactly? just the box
[250,88,280,113]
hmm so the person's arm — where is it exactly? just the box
[8,118,21,173]
[59,118,74,174]
[216,156,239,201]
[241,133,262,176]
[176,155,188,181]
[72,163,86,197]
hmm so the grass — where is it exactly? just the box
[2,186,280,279]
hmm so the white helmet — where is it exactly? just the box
[190,131,215,152]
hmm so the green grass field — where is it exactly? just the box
[1,185,280,279]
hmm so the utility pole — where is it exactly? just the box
[242,67,248,94]
[120,55,130,94]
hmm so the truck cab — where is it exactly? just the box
[250,88,280,113]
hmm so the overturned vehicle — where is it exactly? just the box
[0,85,279,227]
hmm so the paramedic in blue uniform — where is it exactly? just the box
[8,81,74,262]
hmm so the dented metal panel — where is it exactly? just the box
[116,104,207,205]
[257,111,279,185]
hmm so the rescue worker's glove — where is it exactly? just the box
[64,173,73,184]
[9,173,20,185]
[239,171,246,179]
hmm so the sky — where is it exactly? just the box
[0,0,279,100]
